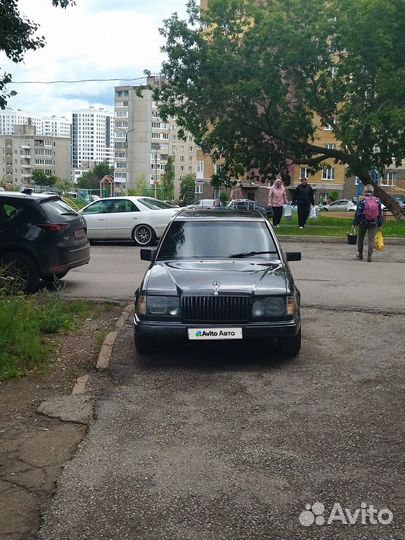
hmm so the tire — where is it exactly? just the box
[0,252,40,293]
[134,331,156,354]
[132,224,156,246]
[278,328,301,357]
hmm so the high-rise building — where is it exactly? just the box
[71,107,114,169]
[0,109,71,138]
[0,124,71,187]
[114,77,198,197]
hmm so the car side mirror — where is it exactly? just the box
[286,252,301,261]
[140,248,156,261]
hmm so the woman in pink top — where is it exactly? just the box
[269,177,288,227]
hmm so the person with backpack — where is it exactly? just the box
[353,183,383,262]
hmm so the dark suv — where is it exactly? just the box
[0,192,90,292]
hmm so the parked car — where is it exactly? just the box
[134,209,302,356]
[79,196,180,245]
[187,199,221,209]
[319,199,357,212]
[393,195,405,208]
[0,192,90,292]
[226,199,274,218]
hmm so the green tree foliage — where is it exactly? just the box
[77,162,113,190]
[0,1,74,109]
[158,0,405,219]
[160,155,175,200]
[32,169,51,187]
[133,175,147,196]
[179,174,196,203]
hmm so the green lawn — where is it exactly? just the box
[274,214,405,237]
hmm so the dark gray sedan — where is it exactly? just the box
[134,210,301,356]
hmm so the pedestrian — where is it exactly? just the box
[353,183,383,262]
[292,177,315,228]
[269,177,288,227]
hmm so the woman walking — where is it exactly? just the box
[269,177,288,227]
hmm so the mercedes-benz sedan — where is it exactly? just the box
[134,209,302,356]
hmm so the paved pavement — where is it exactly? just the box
[39,240,405,540]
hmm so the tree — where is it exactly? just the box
[77,171,99,190]
[133,175,147,196]
[32,169,50,187]
[158,0,405,219]
[160,156,175,200]
[179,174,196,203]
[93,161,113,180]
[0,1,74,109]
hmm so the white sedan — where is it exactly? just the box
[79,197,179,245]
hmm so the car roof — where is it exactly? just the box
[174,209,265,220]
[0,192,57,201]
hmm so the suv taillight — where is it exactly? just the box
[38,223,69,233]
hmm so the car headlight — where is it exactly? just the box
[136,295,181,318]
[252,296,286,318]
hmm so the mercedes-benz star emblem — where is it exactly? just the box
[212,280,221,296]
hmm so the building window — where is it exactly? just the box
[299,167,308,179]
[323,123,333,131]
[195,183,203,194]
[322,166,336,180]
[381,172,396,186]
[324,143,336,150]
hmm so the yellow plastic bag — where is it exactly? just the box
[374,229,384,251]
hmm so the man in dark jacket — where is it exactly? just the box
[292,178,315,228]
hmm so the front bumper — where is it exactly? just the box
[134,314,300,342]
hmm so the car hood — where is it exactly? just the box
[143,259,290,295]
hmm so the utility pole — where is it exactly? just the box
[154,149,158,198]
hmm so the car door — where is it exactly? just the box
[105,199,141,239]
[329,200,346,211]
[81,200,114,238]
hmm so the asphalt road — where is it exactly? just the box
[62,240,405,313]
[40,240,405,540]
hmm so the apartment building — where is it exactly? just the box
[114,77,198,197]
[0,124,71,187]
[0,108,71,138]
[71,107,114,170]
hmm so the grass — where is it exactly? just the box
[0,293,93,380]
[274,214,405,237]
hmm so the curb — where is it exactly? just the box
[277,235,405,245]
[96,303,133,370]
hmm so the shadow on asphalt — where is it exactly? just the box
[131,339,299,372]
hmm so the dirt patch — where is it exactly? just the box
[0,302,125,540]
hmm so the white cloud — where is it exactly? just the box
[0,0,189,116]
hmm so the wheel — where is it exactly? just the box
[132,224,156,246]
[278,328,301,357]
[134,331,156,354]
[0,252,40,293]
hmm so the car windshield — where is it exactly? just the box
[158,221,278,260]
[138,198,172,210]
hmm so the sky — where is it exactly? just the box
[1,0,189,118]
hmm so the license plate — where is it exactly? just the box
[74,228,86,239]
[188,328,243,340]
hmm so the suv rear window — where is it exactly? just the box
[40,199,78,220]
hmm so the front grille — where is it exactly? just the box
[181,296,251,322]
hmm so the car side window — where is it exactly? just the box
[0,202,22,220]
[112,200,140,213]
[83,200,114,214]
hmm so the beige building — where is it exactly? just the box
[114,77,198,198]
[0,124,71,187]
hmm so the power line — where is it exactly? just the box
[11,75,151,85]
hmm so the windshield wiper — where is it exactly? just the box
[229,250,277,258]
